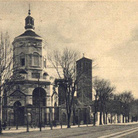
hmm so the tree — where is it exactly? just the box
[107,94,122,116]
[130,99,138,121]
[48,48,80,128]
[0,32,12,134]
[116,91,134,122]
[93,77,115,125]
[0,32,25,133]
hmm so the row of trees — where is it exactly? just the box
[93,77,135,125]
[48,47,137,128]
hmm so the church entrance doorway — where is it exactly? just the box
[32,87,47,126]
[13,101,24,126]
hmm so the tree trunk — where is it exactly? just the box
[103,112,105,124]
[128,114,129,122]
[0,120,2,134]
[123,115,124,123]
[111,113,113,124]
[93,112,96,126]
[105,112,108,124]
[73,108,75,125]
[99,112,102,125]
[0,96,2,134]
[67,113,71,128]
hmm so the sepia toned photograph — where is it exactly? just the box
[0,0,138,138]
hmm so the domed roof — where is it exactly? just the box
[18,30,41,38]
[25,15,33,20]
[13,9,42,41]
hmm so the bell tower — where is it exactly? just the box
[12,8,45,80]
[76,57,92,104]
[4,6,56,127]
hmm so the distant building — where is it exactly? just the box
[76,57,92,105]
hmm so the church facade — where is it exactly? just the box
[2,9,58,126]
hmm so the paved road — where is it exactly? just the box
[123,131,138,138]
[1,123,138,138]
[99,126,138,138]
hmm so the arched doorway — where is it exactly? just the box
[32,87,46,106]
[13,101,24,126]
[32,87,47,126]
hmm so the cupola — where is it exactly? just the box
[25,8,35,30]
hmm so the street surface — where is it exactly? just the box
[1,123,138,138]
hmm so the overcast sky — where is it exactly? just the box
[0,1,138,98]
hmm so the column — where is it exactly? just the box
[96,112,100,126]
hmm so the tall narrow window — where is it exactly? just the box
[29,54,32,66]
[21,58,25,66]
[43,58,46,68]
[20,53,25,66]
[33,52,39,66]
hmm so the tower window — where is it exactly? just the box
[33,52,39,66]
[21,58,25,66]
[43,58,46,68]
[32,73,40,78]
[43,72,48,79]
[20,53,25,66]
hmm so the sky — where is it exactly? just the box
[0,1,138,98]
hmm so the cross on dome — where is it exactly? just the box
[28,4,31,15]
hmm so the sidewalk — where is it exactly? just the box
[3,124,92,134]
[2,122,138,134]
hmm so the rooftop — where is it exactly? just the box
[18,30,41,38]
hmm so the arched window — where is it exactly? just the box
[32,87,46,106]
[33,52,39,66]
[13,101,21,107]
[43,72,48,79]
[20,53,25,66]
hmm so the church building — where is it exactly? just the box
[2,8,93,127]
[2,9,58,126]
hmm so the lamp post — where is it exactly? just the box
[25,106,29,132]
